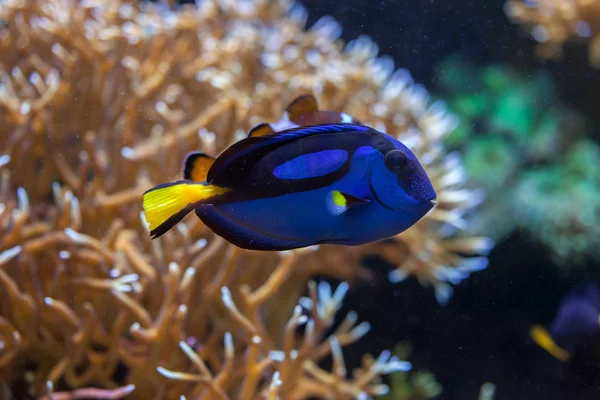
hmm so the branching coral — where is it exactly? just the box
[379,343,442,400]
[157,281,410,399]
[0,0,490,398]
[505,0,600,68]
[1,181,395,399]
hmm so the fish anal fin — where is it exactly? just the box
[286,94,319,123]
[529,324,570,362]
[183,152,215,181]
[248,123,275,138]
[196,206,309,251]
[326,190,370,216]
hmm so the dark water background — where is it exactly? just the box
[169,0,600,398]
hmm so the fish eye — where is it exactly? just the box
[384,150,407,172]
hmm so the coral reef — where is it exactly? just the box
[504,0,600,68]
[0,0,490,398]
[434,55,599,264]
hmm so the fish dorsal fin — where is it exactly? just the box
[247,123,275,138]
[286,94,319,123]
[183,152,215,182]
[326,190,370,216]
[208,124,369,187]
[295,110,359,126]
[286,95,362,127]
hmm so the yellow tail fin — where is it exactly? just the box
[143,180,229,238]
[530,324,570,362]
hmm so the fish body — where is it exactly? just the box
[550,282,600,350]
[143,96,436,251]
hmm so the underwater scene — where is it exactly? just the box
[2,0,600,399]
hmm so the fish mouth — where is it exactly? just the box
[430,198,438,207]
[368,171,426,215]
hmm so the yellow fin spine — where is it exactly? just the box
[529,324,570,362]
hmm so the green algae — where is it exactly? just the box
[434,55,598,264]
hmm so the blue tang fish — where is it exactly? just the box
[142,95,437,251]
[531,281,600,362]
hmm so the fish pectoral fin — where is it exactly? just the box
[326,190,370,216]
[183,152,215,181]
[247,123,276,138]
[196,206,309,251]
[286,94,319,123]
[529,324,570,362]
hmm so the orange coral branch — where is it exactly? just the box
[39,383,135,400]
[505,0,600,68]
